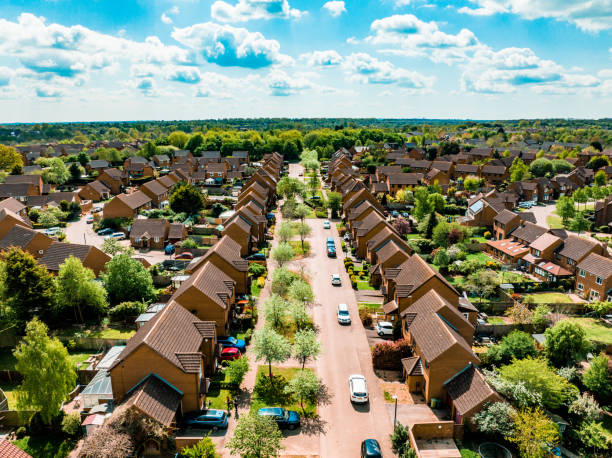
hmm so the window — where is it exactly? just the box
[590,290,600,301]
[607,295,612,302]
[596,276,603,285]
[154,237,160,243]
[534,249,541,257]
[462,312,469,320]
[579,269,586,277]
[577,283,584,291]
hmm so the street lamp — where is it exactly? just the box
[392,395,398,429]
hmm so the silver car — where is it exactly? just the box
[349,374,368,404]
[337,304,351,325]
[331,274,341,286]
[377,321,394,337]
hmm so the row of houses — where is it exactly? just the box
[328,151,499,434]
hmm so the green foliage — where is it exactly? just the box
[271,242,295,267]
[181,436,219,458]
[276,221,294,243]
[295,222,311,249]
[169,182,205,214]
[101,253,155,304]
[225,356,250,387]
[288,279,313,305]
[326,192,342,217]
[292,203,311,222]
[463,175,480,192]
[555,196,575,222]
[55,256,108,324]
[14,318,77,424]
[568,212,590,234]
[576,421,611,452]
[390,423,411,457]
[551,159,573,174]
[485,330,537,366]
[473,402,515,437]
[544,320,589,367]
[586,155,611,170]
[227,413,283,458]
[276,177,305,200]
[432,248,450,268]
[264,294,287,329]
[506,407,560,458]
[499,357,578,409]
[62,412,82,438]
[291,329,321,370]
[594,170,607,186]
[582,353,612,402]
[252,327,291,377]
[529,158,553,177]
[466,269,499,299]
[0,144,24,171]
[284,369,322,412]
[108,301,147,321]
[412,187,433,220]
[569,392,602,423]
[271,266,295,296]
[248,262,266,277]
[100,237,125,256]
[181,238,199,249]
[36,157,71,184]
[509,157,529,182]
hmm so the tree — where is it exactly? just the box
[569,212,590,234]
[169,182,205,214]
[499,357,577,409]
[418,212,438,239]
[551,159,573,174]
[0,145,24,171]
[55,256,108,324]
[69,162,82,180]
[276,177,304,200]
[485,330,537,365]
[101,253,155,304]
[432,249,450,269]
[466,269,499,299]
[473,402,515,437]
[412,187,433,220]
[505,302,533,325]
[271,267,294,296]
[14,318,77,424]
[292,203,311,222]
[295,222,311,251]
[252,327,291,377]
[555,196,575,223]
[544,320,589,367]
[284,370,322,413]
[288,301,310,331]
[181,437,219,458]
[271,242,295,267]
[572,187,588,211]
[168,131,189,149]
[38,207,61,228]
[227,413,283,458]
[509,157,529,182]
[77,151,90,167]
[264,294,287,329]
[38,157,71,184]
[463,175,480,192]
[292,329,321,370]
[101,237,126,256]
[288,279,313,305]
[225,356,250,387]
[326,192,342,218]
[506,408,560,458]
[0,247,55,327]
[439,141,459,156]
[529,158,553,177]
[583,353,612,402]
[392,217,411,236]
[185,133,204,153]
[594,169,607,186]
[586,155,610,170]
[390,423,412,458]
[276,222,294,243]
[307,172,319,197]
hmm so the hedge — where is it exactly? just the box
[371,339,412,370]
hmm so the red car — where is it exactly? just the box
[175,252,194,260]
[219,347,241,361]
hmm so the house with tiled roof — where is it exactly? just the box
[369,239,411,288]
[79,180,111,202]
[141,179,171,208]
[109,301,217,413]
[554,234,605,274]
[0,439,33,458]
[0,225,53,258]
[352,212,389,259]
[492,209,521,240]
[170,262,236,334]
[576,253,612,301]
[39,242,110,276]
[130,219,170,250]
[152,154,171,168]
[103,191,152,219]
[86,159,109,173]
[185,235,249,294]
[97,167,127,195]
[0,183,39,201]
[5,174,44,194]
[510,221,549,245]
[0,207,31,239]
[365,225,412,266]
[0,197,28,219]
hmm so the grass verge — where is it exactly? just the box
[251,366,317,417]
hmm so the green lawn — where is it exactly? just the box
[546,213,564,229]
[69,352,92,370]
[251,279,263,298]
[465,252,490,263]
[289,240,310,257]
[603,413,612,442]
[566,317,612,344]
[359,302,383,313]
[54,326,135,340]
[500,271,529,283]
[13,435,75,458]
[487,317,506,325]
[205,371,233,411]
[251,366,317,417]
[0,349,92,371]
[0,381,19,409]
[524,292,573,304]
[357,281,375,291]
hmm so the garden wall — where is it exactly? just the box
[0,410,36,427]
[55,336,129,351]
[476,323,537,337]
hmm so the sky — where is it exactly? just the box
[0,0,611,122]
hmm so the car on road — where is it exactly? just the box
[106,232,125,240]
[246,252,266,261]
[86,215,94,224]
[183,409,228,430]
[331,274,341,286]
[326,236,335,246]
[219,347,241,361]
[377,321,394,337]
[257,407,300,430]
[43,227,61,236]
[327,246,337,258]
[337,304,351,325]
[323,220,330,229]
[361,439,382,458]
[218,336,246,353]
[175,252,194,260]
[349,374,369,404]
[97,228,114,236]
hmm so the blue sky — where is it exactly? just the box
[0,0,610,122]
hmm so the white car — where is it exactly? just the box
[337,304,351,325]
[377,321,394,337]
[331,274,341,286]
[349,374,369,404]
[323,220,331,229]
[107,232,125,240]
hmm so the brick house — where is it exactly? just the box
[78,181,111,202]
[576,253,612,301]
[0,225,53,258]
[103,191,152,219]
[4,175,44,194]
[97,168,127,195]
[0,183,39,202]
[369,240,411,288]
[0,208,31,239]
[0,197,28,219]
[386,173,423,194]
[130,219,170,249]
[481,165,507,185]
[352,212,389,259]
[109,301,217,414]
[554,235,606,274]
[39,242,110,276]
[140,179,171,208]
[493,210,521,240]
[205,162,228,180]
[222,215,253,256]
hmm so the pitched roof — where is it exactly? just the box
[510,222,548,244]
[122,373,183,427]
[0,183,36,198]
[186,235,248,274]
[0,439,33,458]
[558,235,601,261]
[39,243,94,271]
[577,253,612,279]
[117,191,152,209]
[101,167,124,180]
[0,197,26,214]
[393,254,458,298]
[142,179,169,196]
[387,173,423,185]
[493,209,519,225]
[0,225,46,251]
[355,211,386,236]
[130,218,168,239]
[171,261,234,309]
[445,365,498,416]
[168,223,185,240]
[375,239,410,266]
[530,233,562,252]
[110,301,213,373]
[401,356,423,376]
[88,180,111,194]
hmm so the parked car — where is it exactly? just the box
[183,409,228,430]
[165,244,175,255]
[107,232,125,240]
[376,321,393,337]
[323,220,331,229]
[331,274,341,286]
[218,336,246,353]
[92,206,102,213]
[361,439,382,458]
[86,215,94,224]
[391,211,399,218]
[175,252,194,260]
[257,407,300,430]
[219,347,241,361]
[97,228,114,236]
[43,227,61,236]
[349,374,369,403]
[246,252,266,261]
[337,304,351,325]
[326,237,335,247]
[327,247,337,258]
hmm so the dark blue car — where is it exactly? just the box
[257,407,300,430]
[218,336,246,353]
[97,228,114,236]
[183,409,228,429]
[361,439,382,457]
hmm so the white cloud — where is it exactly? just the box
[300,50,343,67]
[35,84,65,98]
[194,71,258,98]
[598,69,612,78]
[167,66,202,84]
[211,0,304,23]
[395,0,412,6]
[266,69,311,95]
[161,14,173,25]
[458,1,612,32]
[367,14,480,64]
[161,6,180,25]
[172,22,292,68]
[323,1,346,17]
[343,52,435,90]
[346,36,360,45]
[0,67,14,86]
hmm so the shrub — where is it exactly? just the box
[359,307,372,327]
[15,426,26,439]
[257,276,265,288]
[248,263,266,277]
[371,339,412,370]
[225,356,250,388]
[108,301,147,321]
[62,412,83,437]
[390,423,411,457]
[483,231,491,239]
[315,211,327,218]
[182,238,199,249]
[350,275,357,289]
[341,241,347,252]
